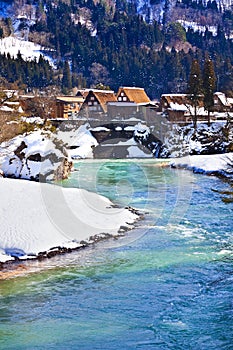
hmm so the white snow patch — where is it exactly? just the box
[127,146,153,158]
[170,153,233,174]
[0,36,55,66]
[58,124,98,159]
[91,126,110,132]
[0,250,15,263]
[21,116,44,124]
[0,178,138,262]
[134,123,150,140]
[178,20,218,36]
[102,138,137,147]
[0,105,14,112]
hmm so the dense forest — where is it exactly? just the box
[0,0,232,97]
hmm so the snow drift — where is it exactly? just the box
[0,178,139,263]
[170,153,233,177]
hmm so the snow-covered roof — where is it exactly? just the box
[169,102,188,111]
[161,93,187,97]
[214,92,232,107]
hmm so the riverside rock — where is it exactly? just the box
[0,131,73,181]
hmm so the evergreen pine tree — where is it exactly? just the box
[62,61,72,93]
[202,57,216,126]
[187,59,203,129]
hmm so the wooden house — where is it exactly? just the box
[113,87,157,121]
[160,94,205,123]
[56,96,85,119]
[160,94,188,122]
[213,92,233,112]
[116,87,151,104]
[107,101,138,120]
[161,92,233,123]
[79,89,117,118]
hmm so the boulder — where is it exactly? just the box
[0,131,73,182]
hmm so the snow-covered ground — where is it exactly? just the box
[0,36,55,66]
[170,153,233,177]
[0,178,139,263]
[127,145,152,158]
[177,20,218,36]
[57,124,99,159]
[162,121,232,158]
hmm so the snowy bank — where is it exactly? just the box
[162,122,233,158]
[0,178,139,264]
[170,153,233,178]
[56,123,99,159]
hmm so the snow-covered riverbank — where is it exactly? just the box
[0,126,232,268]
[0,178,139,264]
[170,153,233,178]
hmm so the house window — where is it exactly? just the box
[90,96,95,100]
[120,92,124,96]
[123,97,127,101]
[118,97,122,101]
[88,101,92,106]
[94,101,98,105]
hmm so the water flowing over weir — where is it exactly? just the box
[0,160,233,350]
[90,123,163,159]
[51,119,165,159]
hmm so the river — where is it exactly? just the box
[0,159,232,349]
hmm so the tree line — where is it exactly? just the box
[187,56,216,128]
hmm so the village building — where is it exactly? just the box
[160,93,233,123]
[213,92,233,113]
[160,94,190,123]
[56,96,85,119]
[107,101,138,120]
[160,94,208,123]
[79,89,117,118]
[109,86,158,121]
[116,87,151,104]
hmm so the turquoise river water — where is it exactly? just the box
[0,159,233,349]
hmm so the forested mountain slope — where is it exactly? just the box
[0,0,232,97]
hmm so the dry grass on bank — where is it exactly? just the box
[0,111,37,143]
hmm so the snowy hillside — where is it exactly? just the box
[128,0,233,28]
[0,36,54,66]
